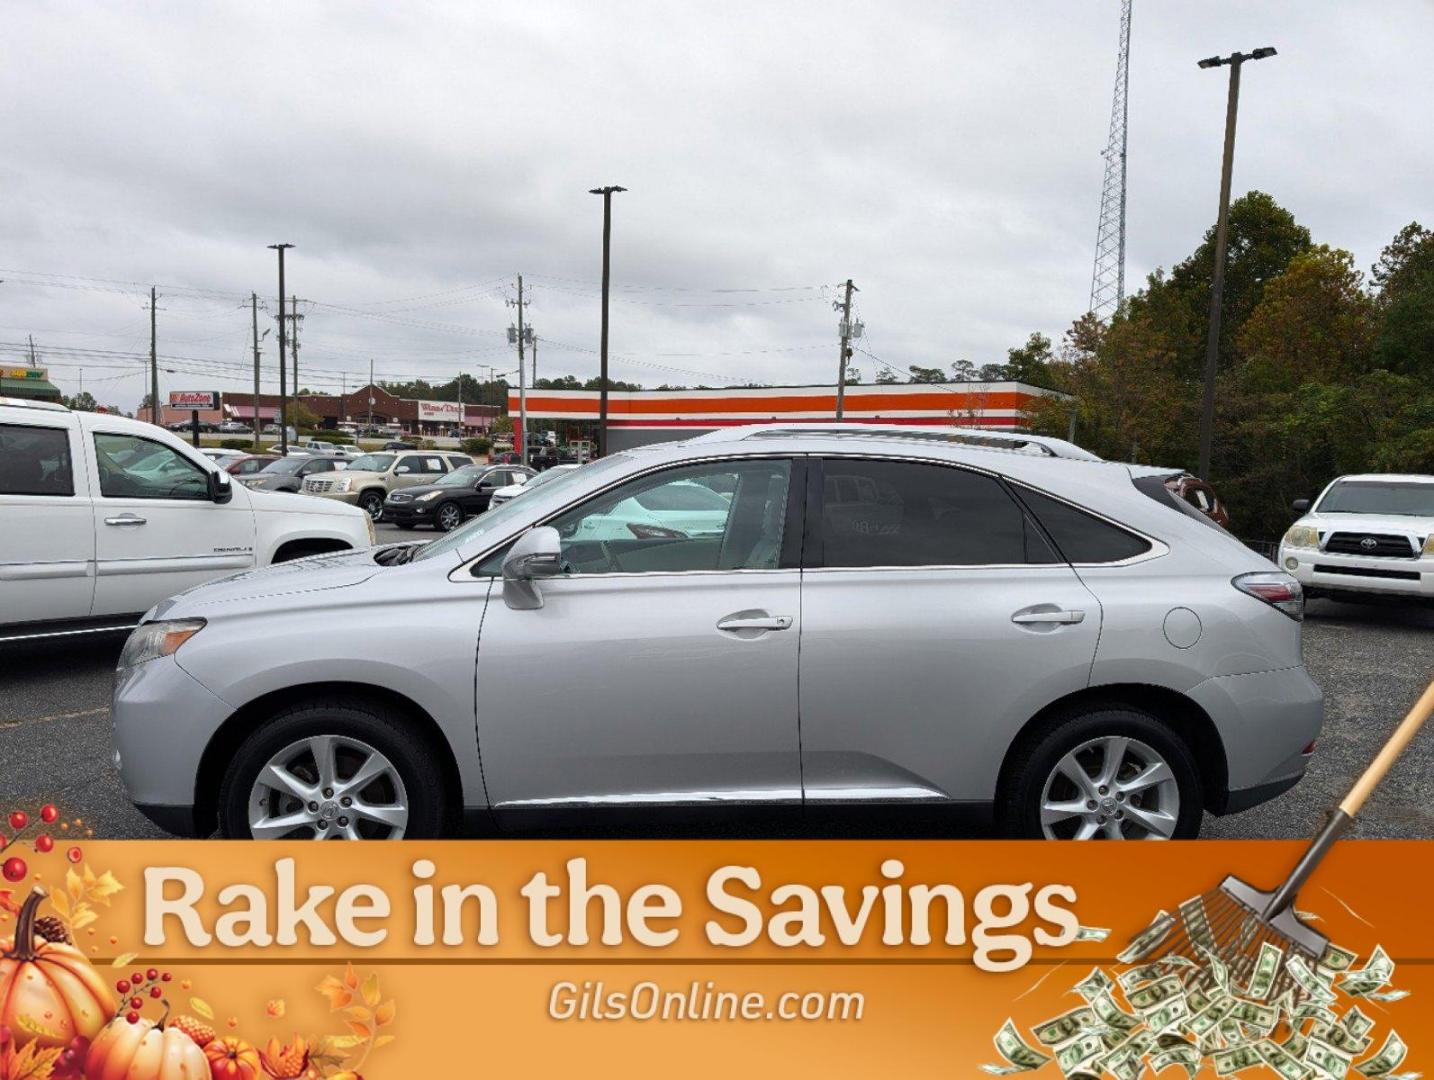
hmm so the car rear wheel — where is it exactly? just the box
[218,700,447,839]
[358,491,384,521]
[435,501,464,532]
[1001,706,1202,840]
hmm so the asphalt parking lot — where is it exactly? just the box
[1,586,1430,840]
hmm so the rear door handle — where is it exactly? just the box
[104,515,147,527]
[717,613,793,632]
[1011,609,1085,625]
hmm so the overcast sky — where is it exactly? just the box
[4,1,1432,411]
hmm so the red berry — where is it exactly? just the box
[66,846,83,864]
[161,972,172,982]
[2,856,26,882]
[129,997,143,1010]
[35,834,54,853]
[131,972,143,985]
[150,986,162,998]
[41,805,59,824]
[146,968,159,981]
[8,811,26,831]
[126,1011,139,1024]
[116,980,130,994]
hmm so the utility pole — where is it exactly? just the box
[589,185,626,457]
[26,334,37,367]
[1195,46,1276,480]
[531,334,538,383]
[149,286,159,426]
[250,293,262,449]
[367,358,375,430]
[286,297,304,395]
[833,279,859,420]
[507,276,534,466]
[457,366,464,437]
[268,243,293,454]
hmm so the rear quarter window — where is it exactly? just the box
[1016,486,1152,563]
[0,423,74,496]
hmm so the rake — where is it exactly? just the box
[1137,677,1434,1003]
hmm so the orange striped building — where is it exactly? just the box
[508,381,1069,451]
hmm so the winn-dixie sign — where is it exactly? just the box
[418,399,463,422]
[169,390,219,409]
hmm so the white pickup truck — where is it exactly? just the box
[0,398,374,644]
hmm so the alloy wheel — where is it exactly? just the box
[360,493,384,521]
[247,733,409,839]
[437,503,462,531]
[1038,734,1180,840]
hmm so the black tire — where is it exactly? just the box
[358,490,384,521]
[217,699,449,839]
[1000,705,1202,840]
[434,501,464,532]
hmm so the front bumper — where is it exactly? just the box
[380,499,435,524]
[1279,545,1433,599]
[1187,664,1323,814]
[112,653,232,836]
[304,488,362,505]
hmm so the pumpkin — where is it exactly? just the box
[204,1036,263,1080]
[85,1013,209,1080]
[0,888,115,1050]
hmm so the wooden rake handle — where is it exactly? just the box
[1339,676,1434,818]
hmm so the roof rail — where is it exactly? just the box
[687,422,1101,461]
[0,396,69,413]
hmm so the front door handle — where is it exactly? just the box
[104,514,147,527]
[717,613,793,632]
[1011,609,1085,625]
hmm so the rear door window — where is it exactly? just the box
[0,424,75,496]
[817,458,1058,567]
[1015,486,1152,563]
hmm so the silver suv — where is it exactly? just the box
[112,424,1321,840]
[303,450,473,519]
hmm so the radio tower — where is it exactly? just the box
[1089,0,1132,320]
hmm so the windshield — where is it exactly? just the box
[436,465,484,487]
[413,456,631,563]
[348,453,395,473]
[1317,480,1434,517]
[261,458,307,475]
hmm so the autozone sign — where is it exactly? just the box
[168,390,219,409]
[417,400,463,421]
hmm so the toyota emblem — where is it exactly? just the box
[1360,537,1378,550]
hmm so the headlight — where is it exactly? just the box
[416,490,443,502]
[117,619,206,669]
[336,477,353,492]
[1424,534,1434,556]
[1282,525,1319,550]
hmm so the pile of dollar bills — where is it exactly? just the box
[982,900,1414,1079]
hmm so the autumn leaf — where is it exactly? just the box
[2,1041,65,1080]
[111,952,138,968]
[373,1034,396,1049]
[360,972,381,1008]
[71,908,98,931]
[342,962,359,990]
[86,869,124,905]
[65,868,84,904]
[47,891,69,920]
[342,1006,371,1025]
[374,1000,396,1027]
[190,997,215,1020]
[315,975,353,1010]
[345,1020,372,1040]
[266,999,286,1019]
[322,1035,366,1052]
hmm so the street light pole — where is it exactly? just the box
[1195,46,1275,480]
[589,185,625,457]
[267,243,294,455]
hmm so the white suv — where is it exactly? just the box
[1279,474,1434,602]
[0,398,374,644]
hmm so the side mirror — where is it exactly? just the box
[1291,498,1311,514]
[209,470,233,504]
[502,526,562,610]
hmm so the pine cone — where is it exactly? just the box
[33,914,70,944]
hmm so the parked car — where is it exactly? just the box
[383,464,536,531]
[1279,474,1434,603]
[224,454,278,477]
[112,422,1320,840]
[0,397,374,645]
[239,455,347,493]
[382,440,417,451]
[488,463,578,508]
[217,421,251,435]
[490,450,522,466]
[301,450,473,520]
[1165,473,1230,529]
[199,448,246,466]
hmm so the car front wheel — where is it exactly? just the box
[435,501,464,532]
[358,491,384,521]
[217,700,447,839]
[1001,706,1202,840]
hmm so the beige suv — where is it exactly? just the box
[302,450,472,520]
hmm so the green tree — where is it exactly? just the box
[1004,332,1054,386]
[908,365,946,384]
[1370,221,1434,379]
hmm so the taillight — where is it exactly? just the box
[1233,571,1304,621]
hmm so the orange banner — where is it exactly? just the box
[0,840,1427,1078]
